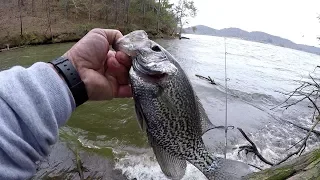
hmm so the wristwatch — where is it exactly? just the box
[49,56,88,107]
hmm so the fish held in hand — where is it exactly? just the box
[115,30,252,180]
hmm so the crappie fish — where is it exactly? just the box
[115,30,252,180]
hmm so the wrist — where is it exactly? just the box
[48,63,65,82]
[49,57,88,107]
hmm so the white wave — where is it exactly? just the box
[227,114,320,170]
[114,153,207,180]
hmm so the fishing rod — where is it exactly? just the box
[224,38,228,159]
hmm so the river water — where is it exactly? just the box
[0,34,319,179]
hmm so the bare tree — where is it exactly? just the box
[63,0,70,19]
[18,0,23,37]
[31,0,35,15]
[157,0,161,33]
[83,0,94,21]
[174,0,197,38]
[114,0,118,25]
[46,0,53,41]
[70,0,81,19]
[125,0,130,24]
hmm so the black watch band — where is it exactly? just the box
[49,57,88,107]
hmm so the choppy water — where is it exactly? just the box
[0,34,320,179]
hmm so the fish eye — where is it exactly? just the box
[151,45,161,52]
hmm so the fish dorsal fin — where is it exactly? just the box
[195,95,217,135]
[150,139,187,179]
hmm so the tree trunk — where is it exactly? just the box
[65,0,70,19]
[157,0,161,33]
[243,148,320,179]
[142,0,146,26]
[18,0,23,37]
[46,0,53,41]
[125,0,130,24]
[114,0,118,25]
[31,0,35,15]
[88,0,93,22]
[104,0,109,24]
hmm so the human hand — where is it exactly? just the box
[62,28,132,101]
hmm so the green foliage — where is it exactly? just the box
[126,0,177,36]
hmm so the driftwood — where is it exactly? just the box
[195,74,216,85]
[179,36,190,40]
[237,128,274,166]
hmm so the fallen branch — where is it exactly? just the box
[237,128,274,166]
[195,74,216,85]
[248,164,263,171]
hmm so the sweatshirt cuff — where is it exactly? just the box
[27,62,76,126]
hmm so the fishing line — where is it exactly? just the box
[224,38,228,159]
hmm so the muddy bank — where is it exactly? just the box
[33,141,127,180]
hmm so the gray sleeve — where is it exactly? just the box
[0,62,76,179]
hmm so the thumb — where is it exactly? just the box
[82,69,115,101]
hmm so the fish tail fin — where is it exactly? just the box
[203,157,252,180]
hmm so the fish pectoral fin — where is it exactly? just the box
[156,86,179,116]
[134,101,147,132]
[195,95,217,135]
[151,143,187,180]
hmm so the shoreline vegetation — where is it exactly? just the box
[0,0,180,52]
[0,29,177,53]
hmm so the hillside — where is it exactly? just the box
[0,0,177,50]
[183,25,320,55]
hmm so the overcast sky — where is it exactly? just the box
[176,0,320,47]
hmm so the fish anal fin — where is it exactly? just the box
[151,144,187,180]
[189,156,252,180]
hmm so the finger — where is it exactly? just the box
[116,85,132,98]
[106,56,130,85]
[105,50,116,70]
[102,29,124,48]
[116,51,132,69]
[107,50,116,59]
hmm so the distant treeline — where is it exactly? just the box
[0,0,178,49]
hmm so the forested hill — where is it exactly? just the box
[183,25,320,55]
[0,0,177,49]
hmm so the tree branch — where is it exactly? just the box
[237,128,274,166]
[275,116,320,165]
[195,74,216,85]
